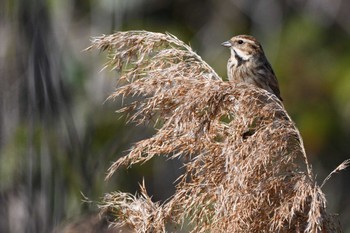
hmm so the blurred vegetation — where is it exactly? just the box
[0,0,350,232]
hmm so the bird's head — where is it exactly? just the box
[222,35,264,62]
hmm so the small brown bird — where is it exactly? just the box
[222,35,282,101]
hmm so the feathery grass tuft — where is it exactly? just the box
[87,30,342,232]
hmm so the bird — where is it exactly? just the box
[222,35,282,101]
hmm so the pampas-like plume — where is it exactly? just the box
[87,31,342,232]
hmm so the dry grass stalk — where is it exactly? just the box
[87,31,342,232]
[99,181,166,233]
[321,158,350,188]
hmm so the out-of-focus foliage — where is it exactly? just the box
[0,0,350,232]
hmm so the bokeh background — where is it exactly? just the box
[1,0,350,232]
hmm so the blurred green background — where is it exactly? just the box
[1,0,350,232]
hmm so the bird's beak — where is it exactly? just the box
[221,41,232,47]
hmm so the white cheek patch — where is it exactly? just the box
[232,48,251,61]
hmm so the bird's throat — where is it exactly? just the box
[233,49,249,67]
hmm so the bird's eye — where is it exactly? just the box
[237,40,243,44]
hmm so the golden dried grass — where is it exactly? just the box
[86,31,343,232]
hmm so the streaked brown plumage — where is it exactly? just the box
[222,35,282,101]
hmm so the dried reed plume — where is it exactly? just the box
[86,31,342,232]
